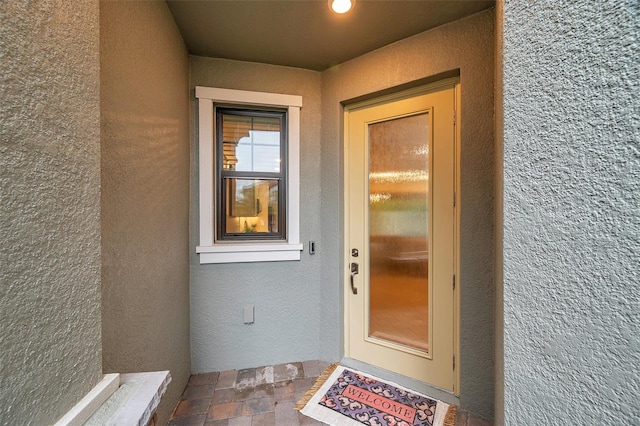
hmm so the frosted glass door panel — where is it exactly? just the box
[368,113,430,352]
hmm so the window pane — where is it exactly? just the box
[224,178,280,235]
[222,113,281,173]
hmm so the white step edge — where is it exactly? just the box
[105,371,171,426]
[54,373,120,426]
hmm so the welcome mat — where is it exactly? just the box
[297,365,456,426]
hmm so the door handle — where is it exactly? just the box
[350,262,359,295]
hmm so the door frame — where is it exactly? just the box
[342,78,461,394]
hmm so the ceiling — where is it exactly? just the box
[166,0,494,71]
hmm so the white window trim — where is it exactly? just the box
[195,86,303,263]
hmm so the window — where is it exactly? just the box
[195,87,303,263]
[217,108,286,241]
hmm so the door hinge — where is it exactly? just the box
[453,111,456,126]
[453,355,456,371]
[453,192,456,208]
[453,274,456,290]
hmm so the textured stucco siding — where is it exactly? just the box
[0,1,102,424]
[493,2,505,424]
[189,57,323,373]
[502,1,639,424]
[321,10,495,421]
[100,2,191,423]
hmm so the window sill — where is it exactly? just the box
[196,243,304,264]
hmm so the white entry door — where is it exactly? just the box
[345,82,458,392]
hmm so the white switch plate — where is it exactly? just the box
[243,306,254,324]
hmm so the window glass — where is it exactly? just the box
[217,108,286,241]
[222,114,281,173]
[224,178,280,235]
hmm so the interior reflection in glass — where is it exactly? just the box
[225,178,279,234]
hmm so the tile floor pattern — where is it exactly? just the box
[169,360,492,426]
[169,360,329,426]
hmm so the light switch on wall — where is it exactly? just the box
[243,306,254,324]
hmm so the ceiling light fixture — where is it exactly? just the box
[329,0,355,14]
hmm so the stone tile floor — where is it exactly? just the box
[168,360,492,426]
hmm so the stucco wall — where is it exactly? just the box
[0,1,102,424]
[493,1,505,425]
[100,1,191,423]
[502,1,639,424]
[320,10,495,421]
[189,57,323,373]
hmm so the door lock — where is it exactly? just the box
[350,262,359,295]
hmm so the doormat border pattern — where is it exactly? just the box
[297,364,456,426]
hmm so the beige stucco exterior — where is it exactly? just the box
[99,1,191,423]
